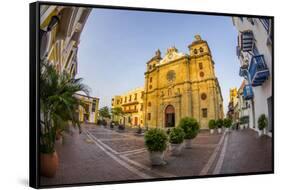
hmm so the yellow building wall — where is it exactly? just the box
[143,36,224,129]
[112,35,224,129]
[112,88,144,127]
[75,94,99,124]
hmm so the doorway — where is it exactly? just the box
[165,105,175,127]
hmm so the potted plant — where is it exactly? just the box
[110,121,116,129]
[223,118,232,132]
[144,128,168,165]
[99,106,111,127]
[239,116,249,130]
[169,127,185,156]
[208,119,216,134]
[178,117,200,148]
[40,63,89,177]
[216,119,224,134]
[258,114,268,136]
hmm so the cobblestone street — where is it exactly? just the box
[41,124,272,186]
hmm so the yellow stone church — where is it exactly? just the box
[112,35,224,129]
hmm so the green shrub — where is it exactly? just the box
[178,117,200,139]
[216,119,224,128]
[223,118,232,128]
[144,128,168,152]
[258,114,268,130]
[208,119,217,130]
[169,127,185,144]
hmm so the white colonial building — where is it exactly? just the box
[237,80,251,129]
[232,17,272,136]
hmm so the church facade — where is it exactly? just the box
[112,35,224,129]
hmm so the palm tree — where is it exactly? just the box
[40,62,90,154]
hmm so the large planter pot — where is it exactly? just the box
[55,133,63,145]
[210,129,214,134]
[225,128,230,133]
[240,125,244,130]
[184,139,192,149]
[217,128,222,134]
[263,128,267,135]
[170,143,184,156]
[258,130,263,137]
[149,151,165,166]
[40,151,59,178]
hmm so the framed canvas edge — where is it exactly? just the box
[29,1,275,189]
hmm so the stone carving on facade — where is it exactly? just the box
[159,46,185,65]
[155,49,161,59]
[195,34,202,41]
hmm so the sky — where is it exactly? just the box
[77,8,243,114]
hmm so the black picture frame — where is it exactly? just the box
[30,1,274,189]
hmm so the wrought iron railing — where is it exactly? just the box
[249,55,269,86]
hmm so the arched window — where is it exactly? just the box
[199,47,204,52]
[193,49,198,55]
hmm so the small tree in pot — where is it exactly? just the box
[144,128,168,165]
[99,106,111,128]
[208,119,216,134]
[239,116,249,130]
[40,63,89,177]
[258,114,268,137]
[178,117,200,148]
[223,118,232,132]
[169,127,185,156]
[110,121,116,129]
[216,119,224,134]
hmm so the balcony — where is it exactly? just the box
[249,55,270,87]
[239,64,249,78]
[240,31,254,52]
[122,100,139,106]
[123,109,138,113]
[243,84,254,100]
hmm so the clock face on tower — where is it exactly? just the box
[167,70,176,82]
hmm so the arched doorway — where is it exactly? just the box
[165,105,175,127]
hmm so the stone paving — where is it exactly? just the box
[40,124,272,187]
[219,128,272,174]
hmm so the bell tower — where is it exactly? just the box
[146,49,161,72]
[188,34,216,81]
[187,35,224,128]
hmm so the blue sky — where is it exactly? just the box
[77,8,243,113]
